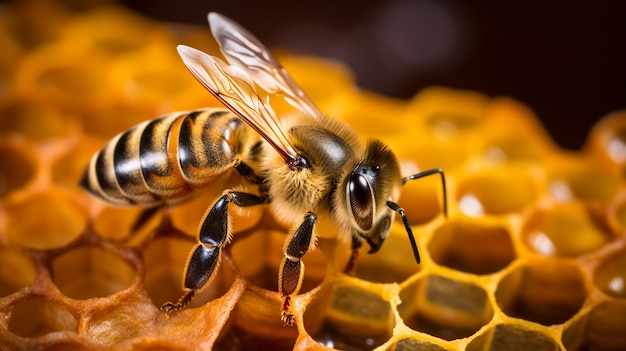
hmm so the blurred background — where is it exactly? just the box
[6,0,626,150]
[120,0,626,150]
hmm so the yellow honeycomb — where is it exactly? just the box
[1,2,626,351]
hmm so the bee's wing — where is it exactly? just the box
[177,45,298,163]
[208,12,324,119]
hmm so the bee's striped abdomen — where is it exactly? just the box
[81,108,249,206]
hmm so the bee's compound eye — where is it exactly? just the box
[348,173,374,231]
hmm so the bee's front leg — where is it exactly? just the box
[279,212,317,326]
[160,191,265,317]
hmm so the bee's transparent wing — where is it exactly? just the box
[208,12,323,119]
[177,45,298,163]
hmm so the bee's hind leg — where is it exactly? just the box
[160,191,265,317]
[279,212,317,326]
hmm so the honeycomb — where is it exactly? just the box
[1,2,625,351]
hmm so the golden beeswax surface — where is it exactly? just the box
[1,2,626,351]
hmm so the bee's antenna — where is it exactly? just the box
[402,168,448,218]
[387,201,420,264]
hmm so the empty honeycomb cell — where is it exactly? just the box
[6,190,87,250]
[230,229,326,293]
[562,300,626,351]
[354,224,422,284]
[465,323,559,351]
[50,245,136,299]
[521,202,612,257]
[0,98,69,140]
[389,338,449,351]
[305,282,394,350]
[456,166,538,217]
[0,142,36,198]
[592,247,626,298]
[547,156,621,202]
[398,274,493,340]
[428,218,516,275]
[495,258,587,326]
[0,247,37,297]
[7,296,78,338]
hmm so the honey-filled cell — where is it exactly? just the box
[466,323,559,351]
[495,258,587,326]
[398,274,493,341]
[456,165,539,217]
[428,218,516,275]
[593,247,626,299]
[304,281,394,350]
[521,202,613,258]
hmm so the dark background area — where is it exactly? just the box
[123,1,625,150]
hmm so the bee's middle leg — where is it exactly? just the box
[160,190,265,317]
[279,212,317,326]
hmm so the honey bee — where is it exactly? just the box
[81,12,447,326]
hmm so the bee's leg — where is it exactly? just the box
[279,212,317,326]
[344,235,363,276]
[160,191,265,317]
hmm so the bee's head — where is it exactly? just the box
[344,140,448,265]
[345,140,402,254]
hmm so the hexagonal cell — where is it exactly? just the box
[593,247,626,298]
[305,282,394,350]
[521,202,613,257]
[0,247,37,297]
[428,219,516,275]
[230,230,326,293]
[6,190,87,250]
[0,142,37,198]
[607,189,626,236]
[562,300,626,351]
[456,166,538,217]
[51,245,136,299]
[388,338,449,351]
[355,224,422,284]
[466,323,559,351]
[144,235,235,309]
[547,156,620,202]
[398,274,493,340]
[7,296,77,338]
[495,258,587,326]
